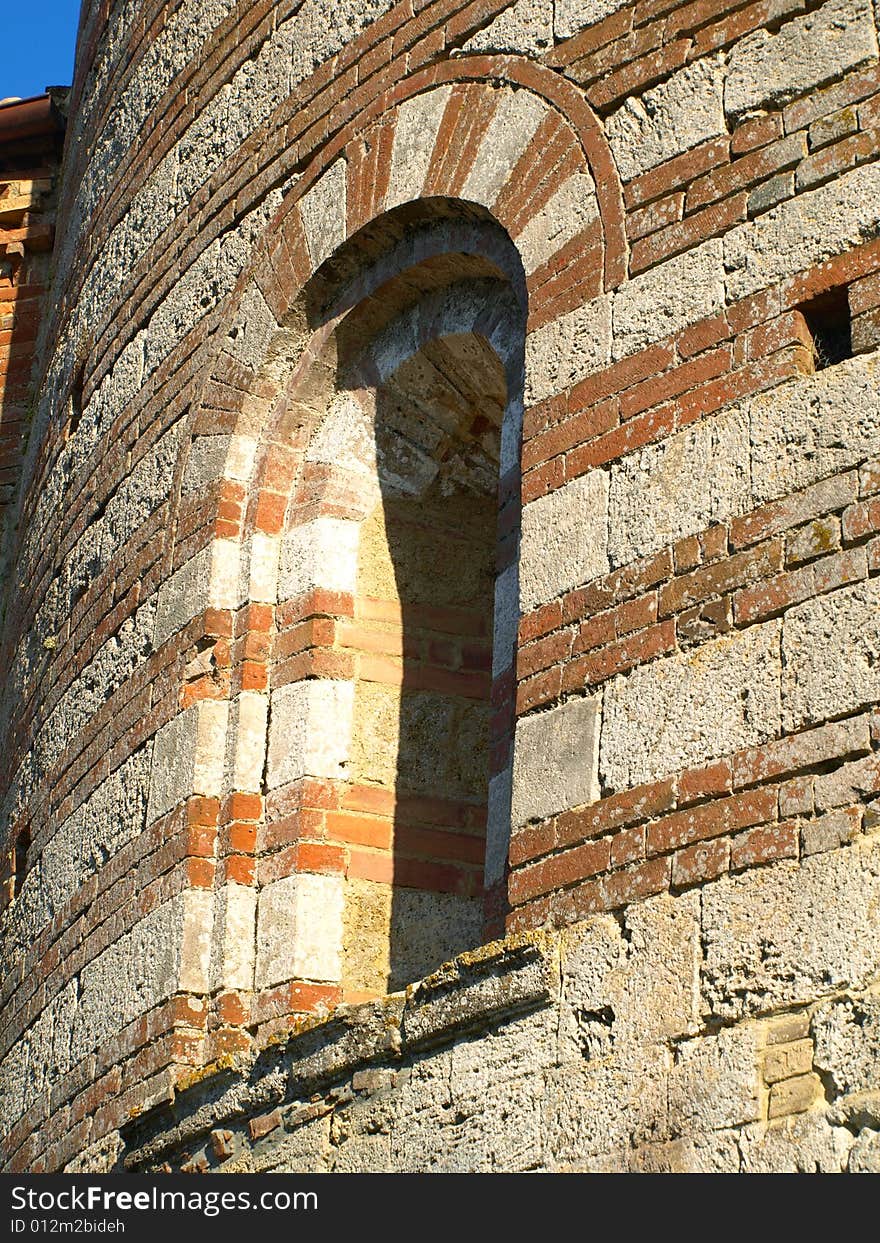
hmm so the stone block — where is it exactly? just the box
[386,87,451,209]
[749,353,880,505]
[812,994,880,1096]
[267,680,354,788]
[514,173,598,276]
[607,55,726,183]
[608,406,751,566]
[525,293,612,403]
[461,88,548,210]
[463,0,553,55]
[520,470,609,610]
[279,518,359,599]
[299,159,346,270]
[781,579,880,733]
[725,0,878,118]
[613,239,726,359]
[701,837,880,1019]
[255,873,344,987]
[511,695,601,826]
[601,621,781,791]
[725,162,880,301]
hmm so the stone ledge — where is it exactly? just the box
[120,934,556,1170]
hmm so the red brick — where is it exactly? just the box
[678,759,733,805]
[562,620,676,691]
[732,715,871,789]
[647,787,777,855]
[610,824,646,868]
[556,778,676,846]
[730,821,799,870]
[598,855,671,910]
[660,538,783,616]
[509,837,611,904]
[671,837,731,887]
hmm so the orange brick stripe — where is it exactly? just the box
[508,708,878,928]
[521,240,880,505]
[516,459,880,712]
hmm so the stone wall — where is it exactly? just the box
[0,0,879,1172]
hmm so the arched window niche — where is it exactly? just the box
[253,200,526,1007]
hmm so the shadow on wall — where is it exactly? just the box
[298,203,526,996]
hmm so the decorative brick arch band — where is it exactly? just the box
[150,61,624,1041]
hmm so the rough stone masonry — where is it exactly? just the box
[1,0,879,1172]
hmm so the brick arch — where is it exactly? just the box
[163,61,625,1047]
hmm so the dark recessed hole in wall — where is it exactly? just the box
[67,363,86,439]
[13,829,30,899]
[801,288,852,371]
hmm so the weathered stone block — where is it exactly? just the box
[608,406,751,566]
[613,239,726,358]
[725,163,880,301]
[782,579,880,733]
[525,293,612,402]
[511,695,601,826]
[725,0,878,119]
[701,837,880,1019]
[520,469,609,610]
[601,621,781,791]
[607,55,726,183]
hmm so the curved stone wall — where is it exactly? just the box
[1,0,879,1172]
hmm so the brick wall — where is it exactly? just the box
[0,0,879,1172]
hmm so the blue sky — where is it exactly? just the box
[3,3,82,101]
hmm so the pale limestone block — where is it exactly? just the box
[279,517,359,599]
[615,892,702,1044]
[226,285,277,369]
[525,293,612,403]
[153,547,212,648]
[782,579,880,733]
[724,163,880,302]
[247,532,281,604]
[194,699,229,798]
[511,695,601,826]
[462,0,553,55]
[606,55,726,182]
[493,561,519,677]
[306,391,377,479]
[701,837,880,1019]
[668,1025,762,1133]
[514,173,598,276]
[256,872,344,986]
[386,87,451,209]
[554,0,630,38]
[461,89,548,209]
[813,994,880,1097]
[601,621,782,790]
[214,883,257,990]
[210,537,244,609]
[179,889,214,993]
[267,680,355,788]
[739,1113,853,1172]
[520,470,609,610]
[749,353,880,505]
[147,708,199,822]
[486,767,513,885]
[299,159,346,270]
[608,406,751,566]
[725,0,879,118]
[226,433,257,482]
[613,238,725,358]
[229,691,268,792]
